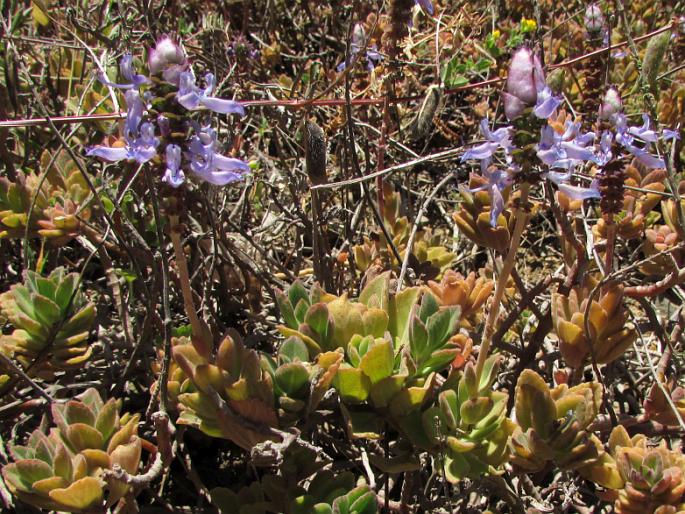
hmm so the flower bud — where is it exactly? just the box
[504,47,545,120]
[584,4,606,35]
[148,36,187,76]
[599,87,622,120]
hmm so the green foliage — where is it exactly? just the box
[0,267,95,373]
[211,471,378,514]
[420,356,513,482]
[509,370,621,488]
[1,388,141,512]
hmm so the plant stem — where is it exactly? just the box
[475,183,530,382]
[168,214,211,356]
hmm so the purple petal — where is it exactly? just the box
[415,0,434,15]
[163,144,185,187]
[213,154,251,172]
[86,146,129,162]
[200,97,246,116]
[625,145,665,169]
[533,88,561,119]
[558,183,601,201]
[489,186,504,227]
[560,141,595,162]
[461,142,499,162]
[663,128,681,141]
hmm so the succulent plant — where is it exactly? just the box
[0,267,95,373]
[640,224,684,276]
[453,174,513,253]
[552,279,637,368]
[509,370,622,488]
[2,388,141,512]
[331,288,463,439]
[260,336,342,424]
[604,425,685,513]
[643,378,685,427]
[352,183,455,278]
[419,356,513,483]
[426,270,493,329]
[171,333,278,449]
[0,150,91,245]
[211,471,378,514]
[277,273,422,355]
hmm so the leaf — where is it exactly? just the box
[334,367,371,403]
[49,477,104,511]
[358,273,389,310]
[67,423,104,452]
[279,337,309,363]
[288,282,310,321]
[275,362,310,396]
[388,287,421,346]
[305,303,330,339]
[276,290,298,329]
[359,339,394,384]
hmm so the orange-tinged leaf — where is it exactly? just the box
[49,476,103,511]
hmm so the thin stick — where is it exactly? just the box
[475,183,530,381]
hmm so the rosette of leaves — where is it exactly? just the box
[427,270,494,329]
[640,225,684,276]
[211,471,378,514]
[260,336,343,424]
[0,150,90,245]
[453,174,513,253]
[551,280,637,368]
[171,333,278,450]
[333,291,462,442]
[603,425,685,513]
[593,163,666,241]
[352,183,455,278]
[509,370,622,488]
[419,356,513,483]
[2,388,141,512]
[277,273,422,355]
[0,267,95,373]
[643,378,685,427]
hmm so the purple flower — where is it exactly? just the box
[461,118,512,163]
[537,122,596,169]
[599,87,622,120]
[467,161,513,227]
[86,90,159,163]
[415,0,434,15]
[663,128,681,141]
[148,36,188,84]
[177,71,245,116]
[614,114,666,169]
[558,180,601,201]
[97,54,149,90]
[162,144,185,187]
[503,48,560,120]
[187,126,250,186]
[337,24,382,72]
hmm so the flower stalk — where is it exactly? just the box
[475,182,530,382]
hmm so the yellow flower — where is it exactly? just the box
[521,18,537,32]
[492,29,501,39]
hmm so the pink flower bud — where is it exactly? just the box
[504,47,546,120]
[599,88,623,120]
[148,36,187,76]
[584,4,606,34]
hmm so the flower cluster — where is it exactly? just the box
[461,47,677,225]
[337,24,382,72]
[87,36,249,188]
